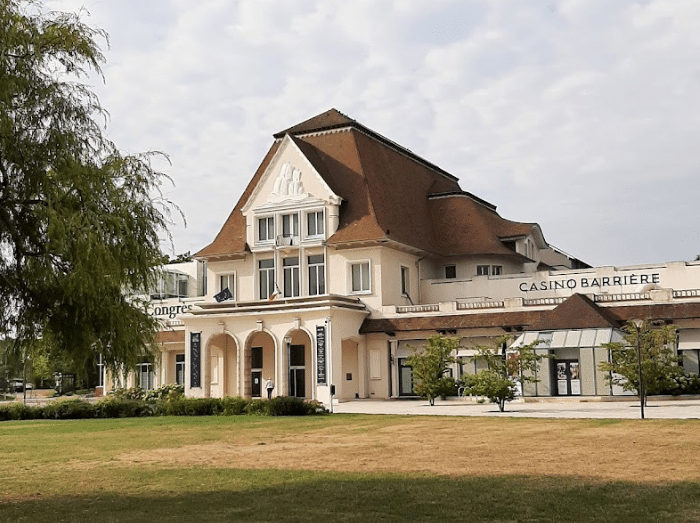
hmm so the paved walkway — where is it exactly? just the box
[332,397,700,419]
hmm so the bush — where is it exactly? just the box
[0,402,40,421]
[221,396,248,416]
[160,397,223,416]
[267,396,323,416]
[94,397,153,418]
[41,399,95,419]
[145,384,185,402]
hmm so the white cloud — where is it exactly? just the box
[42,0,700,265]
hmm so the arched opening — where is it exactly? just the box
[246,331,275,398]
[206,333,237,398]
[285,330,313,399]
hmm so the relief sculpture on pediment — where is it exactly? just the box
[269,162,307,202]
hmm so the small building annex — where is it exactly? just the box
[172,109,700,405]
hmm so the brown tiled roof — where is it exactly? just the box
[196,109,547,259]
[428,194,535,258]
[527,294,621,330]
[360,296,700,335]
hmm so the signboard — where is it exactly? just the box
[190,332,201,388]
[316,325,326,384]
[519,272,660,294]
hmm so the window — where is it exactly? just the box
[137,361,154,391]
[307,210,324,237]
[401,266,410,296]
[282,213,299,238]
[96,354,104,388]
[308,254,325,295]
[219,273,235,298]
[175,354,185,385]
[351,261,370,293]
[259,259,275,299]
[258,217,274,242]
[477,265,502,276]
[283,257,300,297]
[444,265,457,279]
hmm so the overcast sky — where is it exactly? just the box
[46,0,700,268]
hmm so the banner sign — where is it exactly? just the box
[190,332,201,388]
[519,272,660,294]
[316,325,326,384]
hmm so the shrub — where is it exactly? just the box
[41,399,95,419]
[0,402,40,421]
[244,399,268,416]
[94,397,152,418]
[161,397,223,416]
[221,396,248,416]
[145,384,185,402]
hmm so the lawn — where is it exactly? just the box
[1,415,700,522]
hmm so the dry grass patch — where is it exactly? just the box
[117,416,700,482]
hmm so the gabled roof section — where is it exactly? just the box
[273,108,357,138]
[196,109,572,260]
[528,294,621,331]
[427,192,538,258]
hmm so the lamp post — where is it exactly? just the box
[631,319,645,420]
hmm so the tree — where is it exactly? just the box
[598,320,682,404]
[465,335,546,412]
[405,335,458,405]
[0,2,179,374]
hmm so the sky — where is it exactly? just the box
[45,0,700,268]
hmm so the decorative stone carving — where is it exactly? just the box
[269,162,308,202]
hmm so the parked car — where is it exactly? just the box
[9,379,32,393]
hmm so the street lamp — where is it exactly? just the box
[631,319,645,420]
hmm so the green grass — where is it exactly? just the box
[1,416,700,522]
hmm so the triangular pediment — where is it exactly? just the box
[242,135,341,214]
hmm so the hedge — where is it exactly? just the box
[0,395,327,421]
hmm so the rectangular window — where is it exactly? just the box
[476,265,490,276]
[401,266,410,296]
[175,354,185,386]
[491,265,502,276]
[96,354,104,388]
[283,257,300,297]
[137,362,154,391]
[219,273,235,298]
[351,262,370,293]
[444,265,457,279]
[307,211,324,237]
[282,213,299,238]
[258,259,275,299]
[308,254,325,295]
[258,217,274,242]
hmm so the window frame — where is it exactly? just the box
[444,265,457,279]
[308,254,325,296]
[282,256,300,297]
[400,266,410,296]
[350,260,371,294]
[219,273,236,300]
[257,216,275,243]
[258,258,275,299]
[281,212,299,238]
[306,210,325,238]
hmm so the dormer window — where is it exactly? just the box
[258,217,274,242]
[307,210,324,237]
[282,213,299,238]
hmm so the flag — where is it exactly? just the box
[214,287,233,303]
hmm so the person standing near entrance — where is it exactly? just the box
[265,378,274,399]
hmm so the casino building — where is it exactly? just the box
[174,109,700,405]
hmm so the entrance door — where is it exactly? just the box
[556,360,581,396]
[251,347,263,397]
[288,344,305,398]
[398,358,415,396]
